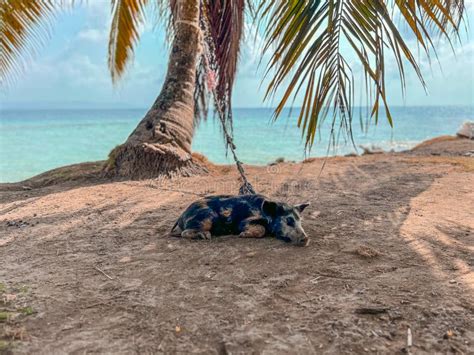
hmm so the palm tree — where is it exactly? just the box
[1,0,246,179]
[0,1,466,178]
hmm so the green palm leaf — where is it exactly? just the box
[108,0,150,83]
[259,0,466,149]
[0,0,57,86]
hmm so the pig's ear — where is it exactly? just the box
[295,203,310,213]
[262,200,279,217]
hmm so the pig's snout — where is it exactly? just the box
[295,234,309,247]
[292,229,309,247]
[300,235,310,246]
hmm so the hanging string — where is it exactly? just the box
[198,8,256,196]
[212,91,256,195]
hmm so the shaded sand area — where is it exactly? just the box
[1,137,473,354]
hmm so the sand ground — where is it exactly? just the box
[1,137,473,354]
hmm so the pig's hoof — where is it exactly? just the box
[239,225,266,238]
[181,229,211,240]
[197,231,212,240]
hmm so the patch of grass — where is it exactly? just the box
[18,285,28,294]
[0,311,11,322]
[0,282,5,293]
[268,157,286,166]
[0,340,10,351]
[302,157,317,164]
[105,145,122,171]
[20,307,34,316]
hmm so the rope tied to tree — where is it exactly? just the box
[212,92,256,195]
[198,8,256,196]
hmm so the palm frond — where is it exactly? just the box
[149,0,175,40]
[0,0,58,87]
[194,53,211,122]
[108,0,149,83]
[200,0,245,135]
[260,0,466,149]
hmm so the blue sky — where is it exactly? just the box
[1,2,473,109]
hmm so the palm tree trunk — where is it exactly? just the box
[105,0,206,179]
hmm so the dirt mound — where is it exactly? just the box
[410,135,474,157]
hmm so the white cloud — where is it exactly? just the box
[77,28,107,43]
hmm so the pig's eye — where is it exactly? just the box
[286,217,295,227]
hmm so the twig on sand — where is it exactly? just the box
[159,187,206,196]
[124,182,206,196]
[355,307,389,315]
[407,326,412,347]
[276,293,317,308]
[312,271,361,280]
[94,265,115,280]
[83,302,107,309]
[405,326,413,354]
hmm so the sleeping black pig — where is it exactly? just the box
[170,194,310,246]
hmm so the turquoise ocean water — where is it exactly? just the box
[0,106,472,183]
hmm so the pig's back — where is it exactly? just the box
[205,194,265,214]
[206,194,267,235]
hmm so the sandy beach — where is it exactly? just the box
[0,136,473,354]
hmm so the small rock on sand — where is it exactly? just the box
[456,121,474,139]
[354,245,381,258]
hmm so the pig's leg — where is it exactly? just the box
[180,209,215,240]
[169,221,182,237]
[238,219,266,238]
[181,229,212,240]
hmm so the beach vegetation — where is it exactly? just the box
[0,340,10,352]
[0,312,10,322]
[19,307,34,316]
